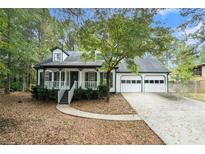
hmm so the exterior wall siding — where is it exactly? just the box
[38,67,168,93]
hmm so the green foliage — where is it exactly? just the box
[170,41,196,82]
[73,87,84,100]
[79,9,172,101]
[11,81,23,91]
[97,85,107,98]
[0,9,80,92]
[0,62,8,76]
[31,85,58,101]
[180,9,205,43]
[199,44,205,63]
[73,85,107,101]
[84,88,93,100]
[80,9,172,72]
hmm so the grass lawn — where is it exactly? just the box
[184,93,205,102]
[0,92,164,144]
[70,93,136,115]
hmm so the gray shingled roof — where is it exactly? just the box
[117,55,170,73]
[35,51,170,73]
[36,51,103,67]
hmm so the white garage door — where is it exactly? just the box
[144,76,166,92]
[121,76,142,92]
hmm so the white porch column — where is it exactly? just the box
[51,71,54,89]
[59,71,61,89]
[65,71,67,88]
[37,70,40,85]
[97,71,100,86]
[79,70,82,88]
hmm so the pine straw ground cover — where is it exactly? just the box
[0,92,164,145]
[70,93,136,114]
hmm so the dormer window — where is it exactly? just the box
[54,53,61,62]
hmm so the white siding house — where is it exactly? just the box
[35,47,170,103]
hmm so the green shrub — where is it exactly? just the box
[97,85,106,98]
[73,85,107,101]
[11,81,23,91]
[48,89,58,101]
[73,87,84,100]
[84,88,94,100]
[31,85,57,101]
[92,90,99,99]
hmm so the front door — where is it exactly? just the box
[70,71,78,87]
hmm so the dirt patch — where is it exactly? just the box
[0,92,164,144]
[0,117,17,133]
[70,93,136,115]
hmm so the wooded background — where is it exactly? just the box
[0,8,204,94]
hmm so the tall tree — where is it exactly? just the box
[0,8,82,92]
[0,9,66,92]
[170,41,196,83]
[79,9,172,102]
[180,9,205,45]
[199,44,205,63]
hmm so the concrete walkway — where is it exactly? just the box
[122,93,205,145]
[56,104,141,121]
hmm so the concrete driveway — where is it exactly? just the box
[122,93,205,145]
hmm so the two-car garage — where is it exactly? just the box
[116,56,169,93]
[118,74,167,93]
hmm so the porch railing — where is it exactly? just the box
[83,81,97,89]
[68,81,77,104]
[58,89,66,103]
[44,81,68,89]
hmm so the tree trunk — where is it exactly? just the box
[106,70,111,102]
[5,9,11,94]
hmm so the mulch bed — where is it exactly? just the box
[0,92,164,144]
[70,93,136,115]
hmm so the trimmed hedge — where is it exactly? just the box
[73,85,107,100]
[31,85,107,102]
[31,85,58,101]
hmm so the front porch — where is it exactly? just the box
[38,68,102,90]
[37,68,115,104]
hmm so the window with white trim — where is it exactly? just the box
[54,72,60,81]
[100,72,113,88]
[85,72,97,81]
[53,53,61,62]
[45,71,52,81]
[85,72,97,88]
